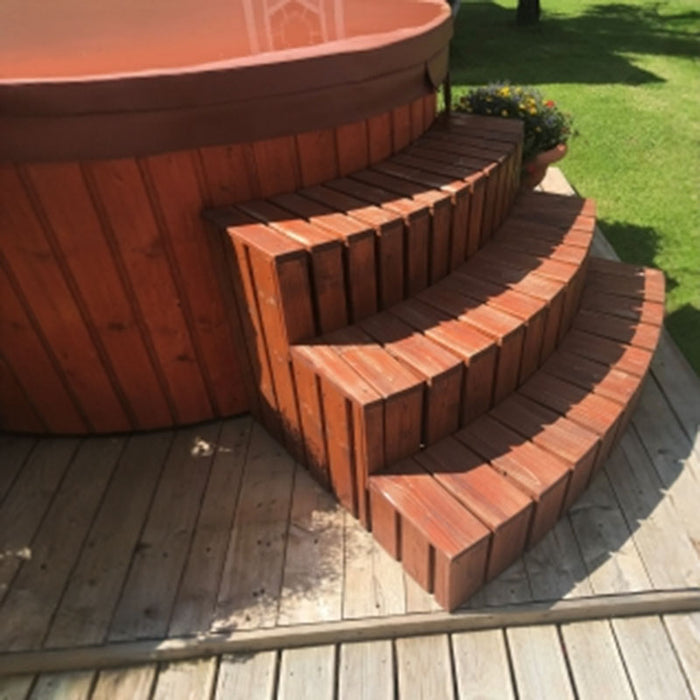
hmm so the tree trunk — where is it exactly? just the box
[516,0,541,25]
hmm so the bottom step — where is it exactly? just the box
[368,258,664,610]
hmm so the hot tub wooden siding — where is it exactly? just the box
[0,96,436,433]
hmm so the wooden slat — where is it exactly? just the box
[561,620,634,699]
[277,469,344,625]
[29,671,94,700]
[395,634,455,700]
[451,629,515,699]
[568,470,651,594]
[301,184,405,309]
[367,112,392,163]
[389,298,497,423]
[212,424,296,632]
[506,625,575,699]
[87,158,213,425]
[45,431,173,648]
[663,612,700,697]
[296,129,338,186]
[0,265,86,432]
[169,418,252,637]
[214,652,277,700]
[198,142,254,206]
[342,514,405,619]
[250,135,300,198]
[415,438,533,581]
[338,640,394,700]
[270,191,378,321]
[151,658,217,700]
[139,151,247,418]
[0,357,44,433]
[350,168,452,284]
[358,312,463,445]
[335,120,370,176]
[612,616,693,699]
[391,104,412,152]
[523,518,593,602]
[327,176,431,296]
[108,424,220,642]
[91,665,157,700]
[0,435,35,504]
[277,645,336,700]
[0,440,79,604]
[456,415,571,546]
[325,326,424,465]
[1,165,131,431]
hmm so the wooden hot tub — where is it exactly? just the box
[0,0,452,434]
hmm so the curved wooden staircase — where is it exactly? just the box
[207,112,664,610]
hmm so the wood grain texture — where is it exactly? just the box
[338,640,394,700]
[91,665,157,700]
[395,634,455,700]
[452,629,515,699]
[215,652,277,700]
[151,658,217,700]
[277,645,336,700]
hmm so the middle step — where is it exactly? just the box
[289,192,596,525]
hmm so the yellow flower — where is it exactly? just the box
[501,110,508,117]
[529,107,537,115]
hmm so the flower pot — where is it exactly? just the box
[521,143,568,189]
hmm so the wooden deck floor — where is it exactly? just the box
[1,171,699,698]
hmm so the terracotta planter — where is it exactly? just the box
[521,143,568,189]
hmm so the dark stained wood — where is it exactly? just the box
[301,184,405,309]
[456,415,571,547]
[359,312,463,445]
[0,264,87,433]
[367,111,393,163]
[198,143,255,206]
[414,438,534,581]
[0,356,45,433]
[392,105,412,152]
[335,121,370,177]
[1,165,131,432]
[87,158,214,426]
[251,136,301,198]
[296,129,339,186]
[326,176,431,297]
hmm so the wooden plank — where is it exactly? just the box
[506,625,574,699]
[198,143,254,206]
[87,158,213,425]
[568,469,651,594]
[296,129,338,186]
[470,559,532,609]
[45,431,173,648]
[395,634,455,700]
[91,665,157,700]
[277,645,335,700]
[277,469,344,626]
[367,112,392,163]
[4,591,700,677]
[0,439,79,603]
[560,620,634,700]
[342,513,406,619]
[451,629,515,699]
[212,423,296,632]
[523,517,594,602]
[0,676,34,700]
[151,658,217,700]
[29,672,94,700]
[0,357,45,434]
[28,162,172,430]
[392,104,412,152]
[139,151,245,418]
[613,615,693,699]
[108,424,220,641]
[663,612,700,698]
[0,437,122,652]
[0,436,35,504]
[338,640,393,700]
[609,430,700,589]
[169,417,253,637]
[214,651,277,700]
[335,120,369,176]
[630,376,700,550]
[404,572,442,613]
[251,135,300,198]
[1,165,129,431]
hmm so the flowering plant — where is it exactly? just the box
[455,83,574,163]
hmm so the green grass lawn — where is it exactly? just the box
[450,0,700,373]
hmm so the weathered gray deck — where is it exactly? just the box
[0,171,699,698]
